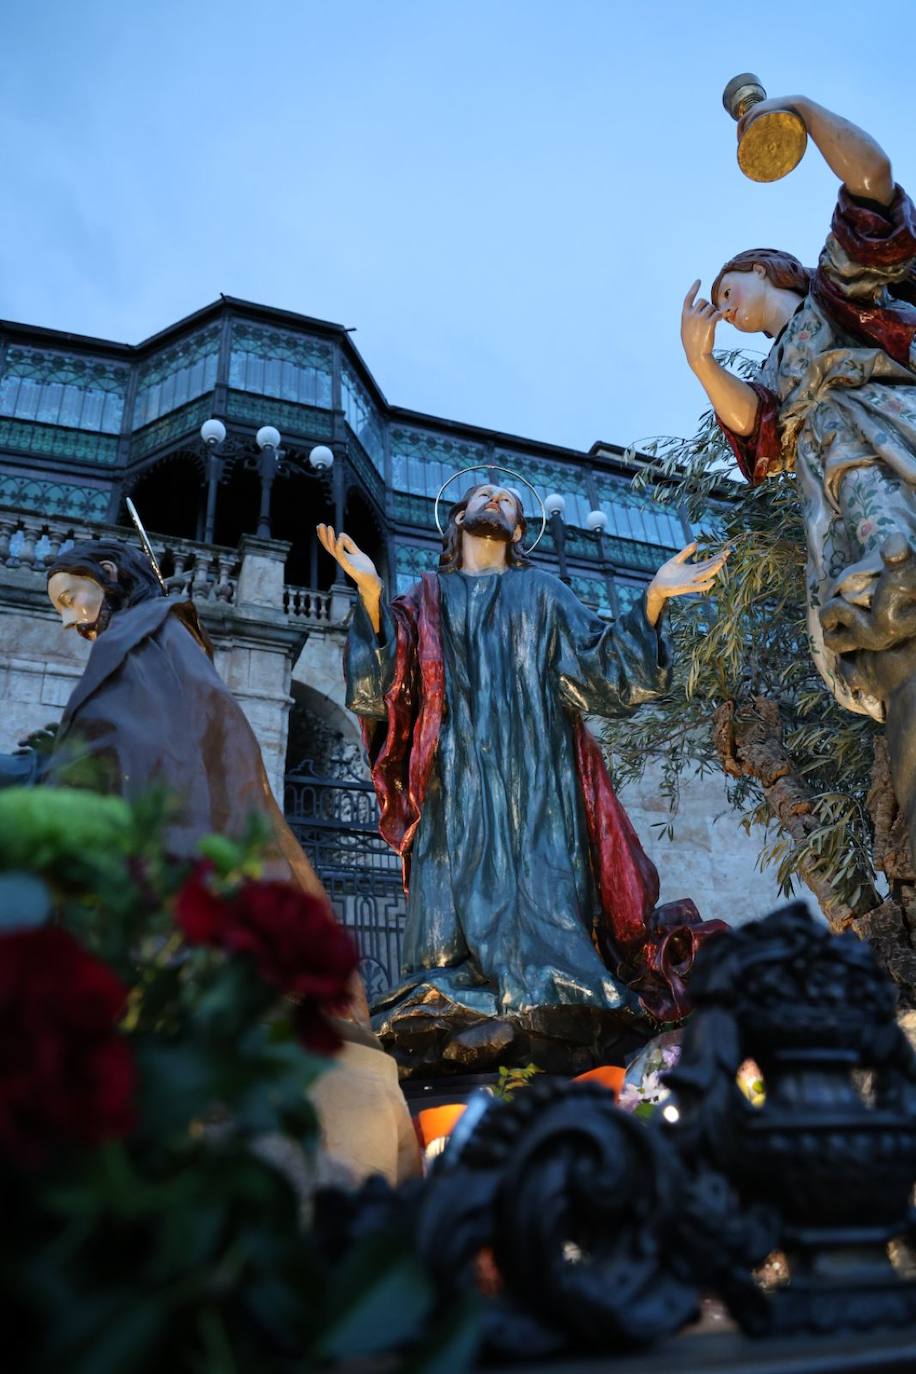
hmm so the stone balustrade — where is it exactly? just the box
[284,584,334,623]
[0,507,350,628]
[0,507,241,606]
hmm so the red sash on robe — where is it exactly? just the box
[358,572,725,1021]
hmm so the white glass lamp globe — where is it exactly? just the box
[586,509,608,533]
[309,445,335,471]
[544,492,566,517]
[200,418,227,447]
[256,425,282,451]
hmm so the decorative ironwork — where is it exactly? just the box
[592,471,685,550]
[229,322,332,409]
[493,447,593,528]
[390,487,437,528]
[395,541,439,583]
[0,476,109,521]
[390,425,486,501]
[344,430,386,509]
[569,572,613,614]
[284,726,405,999]
[0,347,128,434]
[0,418,119,466]
[342,366,385,474]
[317,902,916,1363]
[225,390,333,439]
[129,397,214,461]
[133,327,220,430]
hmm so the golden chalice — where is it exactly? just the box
[722,73,807,183]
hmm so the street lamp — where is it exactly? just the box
[544,492,570,584]
[255,426,283,539]
[584,508,618,616]
[200,418,228,544]
[308,445,334,471]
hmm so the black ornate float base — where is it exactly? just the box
[373,987,655,1079]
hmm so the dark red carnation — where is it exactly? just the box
[0,927,135,1168]
[175,868,359,1053]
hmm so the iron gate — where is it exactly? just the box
[284,736,406,1002]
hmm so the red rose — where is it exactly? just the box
[175,868,358,1053]
[0,927,135,1168]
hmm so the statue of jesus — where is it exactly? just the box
[319,482,727,1055]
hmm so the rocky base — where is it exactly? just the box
[374,988,658,1079]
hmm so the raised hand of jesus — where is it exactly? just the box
[317,523,383,632]
[645,542,730,627]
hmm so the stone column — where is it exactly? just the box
[214,535,304,802]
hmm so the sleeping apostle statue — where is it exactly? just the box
[318,484,729,1071]
[0,536,433,1177]
[0,538,325,894]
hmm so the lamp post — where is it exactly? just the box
[255,425,283,540]
[585,507,619,616]
[199,418,291,544]
[200,417,227,545]
[544,492,570,585]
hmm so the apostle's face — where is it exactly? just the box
[457,485,523,544]
[47,562,116,640]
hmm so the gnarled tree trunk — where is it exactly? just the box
[713,697,916,1006]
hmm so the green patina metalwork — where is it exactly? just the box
[0,419,119,466]
[389,488,437,530]
[615,581,649,614]
[346,432,385,508]
[130,397,215,460]
[342,367,385,474]
[493,447,593,528]
[229,323,332,409]
[0,475,109,520]
[393,540,439,594]
[592,472,684,550]
[133,326,220,430]
[225,391,333,439]
[602,534,671,573]
[568,572,614,614]
[0,347,128,434]
[390,425,487,500]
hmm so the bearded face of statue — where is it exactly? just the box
[456,485,524,544]
[47,563,117,640]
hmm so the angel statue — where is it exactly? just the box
[680,92,916,859]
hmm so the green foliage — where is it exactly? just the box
[491,1061,543,1102]
[2,788,475,1373]
[606,358,881,914]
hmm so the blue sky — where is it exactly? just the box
[2,1,913,453]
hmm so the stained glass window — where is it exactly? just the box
[133,327,220,430]
[229,324,332,409]
[0,348,128,434]
[342,367,385,474]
